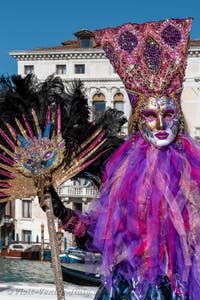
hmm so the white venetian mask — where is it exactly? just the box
[138,96,179,148]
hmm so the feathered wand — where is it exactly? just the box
[0,74,127,300]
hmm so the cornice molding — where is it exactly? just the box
[9,49,106,61]
[188,48,200,57]
[10,47,200,61]
[63,78,122,83]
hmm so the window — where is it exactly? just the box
[92,92,106,119]
[74,64,85,74]
[56,64,66,75]
[114,101,124,111]
[22,200,32,218]
[24,65,34,74]
[113,92,124,112]
[22,230,32,243]
[92,101,106,119]
[80,39,91,48]
[93,101,105,113]
[5,201,12,216]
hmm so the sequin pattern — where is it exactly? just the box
[162,25,182,47]
[103,42,119,69]
[94,18,192,110]
[118,31,138,53]
[143,37,162,73]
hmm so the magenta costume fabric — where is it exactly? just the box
[82,134,200,299]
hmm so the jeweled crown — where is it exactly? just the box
[94,18,192,110]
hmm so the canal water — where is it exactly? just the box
[0,257,98,299]
[0,256,54,283]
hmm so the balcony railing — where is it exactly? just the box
[57,186,99,199]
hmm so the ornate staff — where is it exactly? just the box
[0,76,127,300]
[0,107,66,299]
[0,105,108,300]
[40,186,65,300]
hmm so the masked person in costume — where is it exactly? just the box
[37,18,200,299]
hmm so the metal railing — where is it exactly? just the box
[57,186,98,199]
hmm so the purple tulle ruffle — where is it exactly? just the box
[82,133,200,299]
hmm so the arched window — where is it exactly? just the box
[92,93,106,119]
[113,92,124,111]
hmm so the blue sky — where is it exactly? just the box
[0,0,199,75]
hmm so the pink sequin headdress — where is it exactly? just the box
[94,18,192,110]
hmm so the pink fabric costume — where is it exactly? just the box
[61,18,200,299]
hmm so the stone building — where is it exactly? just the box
[1,29,199,250]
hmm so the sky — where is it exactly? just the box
[0,0,200,76]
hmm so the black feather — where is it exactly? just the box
[0,74,127,207]
[76,108,127,187]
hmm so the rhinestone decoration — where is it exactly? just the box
[26,159,33,165]
[143,37,162,73]
[103,42,119,69]
[44,151,52,159]
[161,25,181,47]
[14,135,64,177]
[118,31,138,53]
[103,41,114,57]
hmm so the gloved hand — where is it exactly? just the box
[37,183,88,238]
[48,185,71,219]
[35,175,69,217]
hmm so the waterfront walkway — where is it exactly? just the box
[0,282,98,300]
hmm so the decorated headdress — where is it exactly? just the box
[94,18,192,111]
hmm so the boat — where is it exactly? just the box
[59,252,84,263]
[61,265,101,286]
[1,243,51,261]
[59,247,102,264]
[1,249,22,259]
[1,243,33,259]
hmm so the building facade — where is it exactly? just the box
[9,30,200,137]
[1,29,199,250]
[9,29,132,126]
[182,40,200,140]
